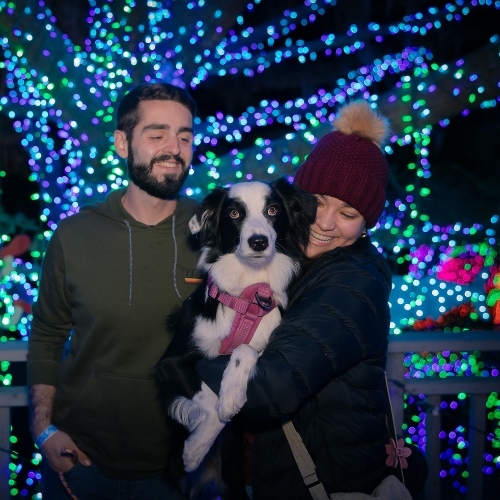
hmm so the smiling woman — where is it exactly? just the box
[305,195,366,257]
[295,100,390,237]
[197,100,428,500]
[294,100,391,256]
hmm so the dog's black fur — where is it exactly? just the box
[156,177,317,499]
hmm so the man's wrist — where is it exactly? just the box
[35,424,59,449]
[31,419,53,442]
[29,383,57,442]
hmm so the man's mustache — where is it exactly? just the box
[149,153,186,170]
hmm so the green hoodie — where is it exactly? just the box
[27,189,201,479]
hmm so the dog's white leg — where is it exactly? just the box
[216,344,259,422]
[169,396,206,432]
[183,382,226,472]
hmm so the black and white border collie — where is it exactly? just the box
[156,177,317,498]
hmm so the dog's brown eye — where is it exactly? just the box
[268,206,278,216]
[229,210,239,219]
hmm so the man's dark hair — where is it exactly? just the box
[116,83,197,140]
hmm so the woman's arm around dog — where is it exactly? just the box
[197,238,392,422]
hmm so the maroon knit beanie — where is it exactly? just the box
[294,101,390,228]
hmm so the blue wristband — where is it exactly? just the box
[35,425,59,449]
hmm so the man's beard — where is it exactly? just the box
[127,149,189,200]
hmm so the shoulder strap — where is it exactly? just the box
[282,373,404,498]
[383,373,405,485]
[280,416,331,500]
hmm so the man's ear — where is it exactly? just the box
[114,130,128,159]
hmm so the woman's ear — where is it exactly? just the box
[114,130,128,159]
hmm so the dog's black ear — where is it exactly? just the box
[271,176,318,251]
[193,187,228,247]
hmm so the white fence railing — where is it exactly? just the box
[1,333,500,499]
[0,341,29,500]
[387,331,500,500]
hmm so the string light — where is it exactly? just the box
[0,0,499,495]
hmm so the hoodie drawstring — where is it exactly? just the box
[124,220,133,306]
[124,216,182,305]
[172,215,182,301]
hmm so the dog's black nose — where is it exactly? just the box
[248,235,269,252]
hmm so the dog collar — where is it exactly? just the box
[207,274,277,355]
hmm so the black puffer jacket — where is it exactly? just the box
[199,236,392,499]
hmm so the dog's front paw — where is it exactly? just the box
[169,397,206,432]
[216,344,257,422]
[216,389,247,423]
[183,439,207,472]
[182,416,225,472]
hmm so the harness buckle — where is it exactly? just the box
[255,292,273,310]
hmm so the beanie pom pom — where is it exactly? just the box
[333,100,390,148]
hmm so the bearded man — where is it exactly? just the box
[28,83,201,499]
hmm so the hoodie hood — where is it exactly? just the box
[81,188,198,230]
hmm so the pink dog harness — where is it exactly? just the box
[207,275,277,355]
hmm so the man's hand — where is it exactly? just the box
[29,384,91,471]
[41,430,91,472]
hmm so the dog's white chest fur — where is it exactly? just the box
[194,306,282,359]
[194,251,296,358]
